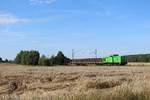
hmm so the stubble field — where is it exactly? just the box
[0,63,150,100]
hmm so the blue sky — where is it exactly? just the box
[0,0,150,59]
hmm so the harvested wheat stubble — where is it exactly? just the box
[0,64,150,100]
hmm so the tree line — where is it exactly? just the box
[124,54,150,62]
[15,50,70,66]
[2,52,150,65]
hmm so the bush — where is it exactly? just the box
[38,55,50,66]
[54,51,70,65]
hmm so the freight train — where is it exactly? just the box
[71,54,127,66]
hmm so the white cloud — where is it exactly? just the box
[30,0,56,5]
[0,12,30,24]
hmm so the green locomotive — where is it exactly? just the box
[102,54,127,65]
